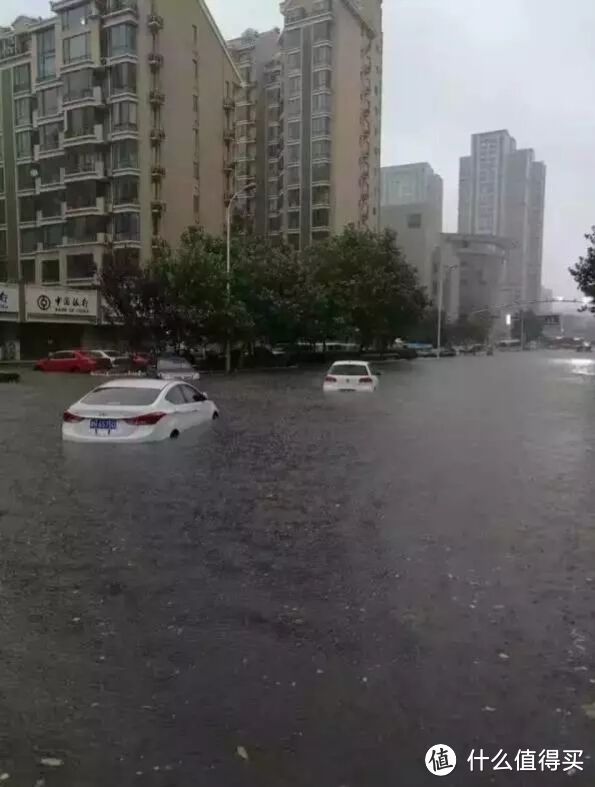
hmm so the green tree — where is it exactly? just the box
[304,226,427,350]
[570,227,595,310]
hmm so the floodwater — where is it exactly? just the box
[2,353,595,785]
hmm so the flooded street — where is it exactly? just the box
[2,353,595,785]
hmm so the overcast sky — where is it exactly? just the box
[4,0,593,296]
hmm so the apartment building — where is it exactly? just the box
[0,0,239,291]
[228,0,383,248]
[458,130,546,309]
[380,162,443,293]
[227,27,280,237]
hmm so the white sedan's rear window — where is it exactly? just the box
[330,364,368,376]
[82,387,162,406]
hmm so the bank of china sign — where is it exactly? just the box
[25,287,98,323]
[0,285,19,317]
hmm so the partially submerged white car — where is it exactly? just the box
[62,379,219,443]
[323,361,379,393]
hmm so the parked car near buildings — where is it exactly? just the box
[34,350,109,374]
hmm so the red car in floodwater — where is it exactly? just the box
[34,350,108,374]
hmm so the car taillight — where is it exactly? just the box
[359,377,373,383]
[325,376,337,382]
[63,411,84,423]
[124,412,166,426]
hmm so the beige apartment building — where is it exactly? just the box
[0,0,239,291]
[228,0,383,248]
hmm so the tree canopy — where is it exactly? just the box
[570,227,595,311]
[101,224,428,355]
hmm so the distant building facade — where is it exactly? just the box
[380,162,443,292]
[229,0,384,247]
[458,130,546,310]
[437,233,515,322]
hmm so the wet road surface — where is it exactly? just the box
[2,353,595,785]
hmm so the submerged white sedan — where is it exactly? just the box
[62,378,219,443]
[323,361,379,393]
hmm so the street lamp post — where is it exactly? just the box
[225,181,255,374]
[436,258,458,359]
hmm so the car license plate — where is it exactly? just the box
[90,419,118,432]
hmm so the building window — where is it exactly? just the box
[287,188,300,208]
[21,258,36,283]
[37,27,56,80]
[407,213,422,228]
[287,144,300,165]
[287,75,301,98]
[312,115,331,136]
[42,258,60,283]
[312,185,330,206]
[114,212,140,241]
[0,200,4,225]
[193,193,199,215]
[20,228,37,254]
[313,21,332,43]
[42,224,64,249]
[112,139,138,169]
[192,24,198,45]
[112,100,137,130]
[16,131,33,160]
[287,211,300,230]
[63,32,91,64]
[284,29,301,50]
[107,23,137,57]
[65,146,94,174]
[19,196,36,222]
[39,122,62,151]
[39,191,63,218]
[285,121,300,142]
[0,231,6,259]
[112,175,139,204]
[39,158,63,186]
[17,164,34,190]
[66,181,97,209]
[110,62,137,95]
[287,97,301,118]
[313,45,332,67]
[193,94,198,113]
[312,139,331,160]
[14,97,32,127]
[312,207,330,228]
[286,165,300,186]
[312,93,331,113]
[312,230,330,243]
[65,106,95,137]
[193,161,199,179]
[286,51,301,72]
[312,162,330,182]
[193,58,198,80]
[13,64,31,94]
[66,215,98,243]
[287,234,300,250]
[38,86,60,117]
[67,253,95,280]
[62,3,91,31]
[63,69,93,101]
[312,69,331,91]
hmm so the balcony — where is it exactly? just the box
[64,124,105,147]
[223,162,235,174]
[149,90,165,106]
[148,13,164,32]
[148,52,164,69]
[66,196,106,216]
[223,128,235,143]
[223,97,235,111]
[151,199,165,215]
[151,165,166,181]
[101,0,139,17]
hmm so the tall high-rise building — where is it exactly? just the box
[380,163,443,291]
[229,0,383,248]
[458,130,546,308]
[0,1,240,288]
